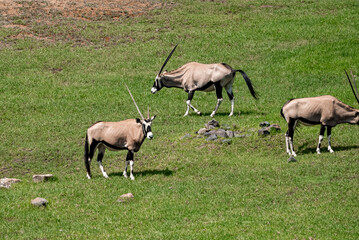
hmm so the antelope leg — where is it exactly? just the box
[225,85,235,117]
[316,125,326,154]
[210,82,223,117]
[128,150,135,180]
[287,119,297,157]
[184,91,201,116]
[97,145,108,178]
[327,126,334,153]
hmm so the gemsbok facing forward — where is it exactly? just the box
[84,85,156,180]
[151,45,258,117]
[281,71,359,156]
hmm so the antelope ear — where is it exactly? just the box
[136,118,142,124]
[151,115,156,121]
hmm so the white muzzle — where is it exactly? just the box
[147,132,154,139]
[151,87,157,94]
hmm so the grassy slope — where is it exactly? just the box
[1,0,359,239]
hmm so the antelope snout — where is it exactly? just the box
[147,132,154,139]
[151,87,157,94]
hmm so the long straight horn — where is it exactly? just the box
[147,106,150,119]
[157,44,178,76]
[125,83,144,120]
[345,70,359,104]
[351,70,359,104]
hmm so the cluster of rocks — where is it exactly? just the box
[258,121,282,136]
[2,174,134,206]
[1,174,54,207]
[181,120,282,144]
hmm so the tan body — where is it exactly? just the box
[87,119,145,152]
[281,95,359,156]
[161,62,235,92]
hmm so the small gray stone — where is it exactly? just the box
[206,119,219,128]
[268,124,281,132]
[203,131,212,137]
[117,193,134,203]
[181,133,191,139]
[226,130,234,138]
[205,124,216,130]
[258,128,270,136]
[31,197,48,207]
[260,121,270,127]
[197,128,208,135]
[33,174,53,183]
[215,129,227,138]
[221,139,232,144]
[222,124,230,130]
[288,156,297,162]
[0,178,21,189]
[206,134,218,141]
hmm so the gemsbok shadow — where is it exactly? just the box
[108,167,174,178]
[298,143,359,155]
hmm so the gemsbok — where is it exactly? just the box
[281,71,359,156]
[151,45,258,117]
[84,84,156,180]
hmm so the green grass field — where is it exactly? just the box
[1,0,359,239]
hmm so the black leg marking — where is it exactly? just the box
[214,82,223,99]
[327,126,332,137]
[320,125,326,136]
[226,90,234,101]
[187,91,195,101]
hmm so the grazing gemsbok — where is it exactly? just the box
[151,45,258,117]
[84,84,156,180]
[281,71,359,156]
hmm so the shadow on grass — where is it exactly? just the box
[108,167,175,178]
[298,144,359,155]
[198,110,263,117]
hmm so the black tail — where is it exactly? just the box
[236,70,258,99]
[84,133,91,178]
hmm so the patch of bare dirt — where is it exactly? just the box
[0,0,164,21]
[0,0,166,46]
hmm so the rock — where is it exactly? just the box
[205,119,219,129]
[260,121,270,127]
[268,124,281,132]
[226,130,234,138]
[181,133,191,139]
[120,193,134,198]
[288,156,297,162]
[258,128,270,136]
[205,124,216,130]
[33,174,53,183]
[197,128,208,135]
[206,134,218,141]
[117,193,134,203]
[221,139,232,144]
[203,131,212,137]
[222,124,230,130]
[0,178,21,189]
[31,197,48,207]
[215,129,227,138]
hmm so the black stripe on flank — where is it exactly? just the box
[197,81,214,91]
[101,141,127,151]
[298,117,320,125]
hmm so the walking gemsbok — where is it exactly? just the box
[84,84,156,180]
[151,45,258,117]
[281,71,359,156]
